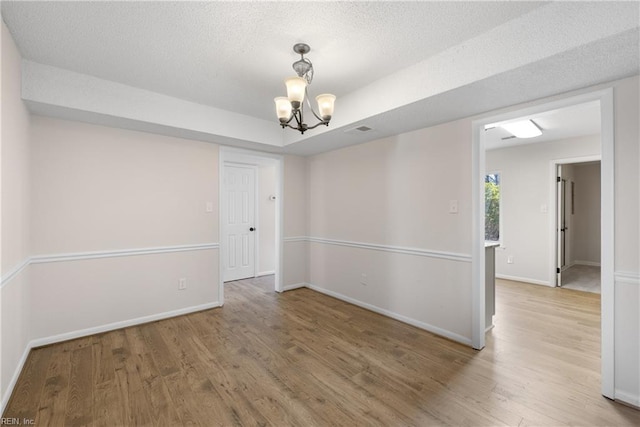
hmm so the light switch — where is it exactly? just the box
[540,204,548,213]
[205,202,214,213]
[449,200,458,214]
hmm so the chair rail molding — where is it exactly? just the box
[285,236,472,263]
[0,243,220,288]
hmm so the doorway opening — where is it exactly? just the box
[471,88,614,398]
[219,147,284,305]
[554,159,602,293]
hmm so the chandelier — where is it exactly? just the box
[274,43,336,134]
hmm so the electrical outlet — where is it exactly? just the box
[507,255,514,264]
[360,273,368,286]
[178,278,187,290]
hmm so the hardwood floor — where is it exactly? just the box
[4,276,639,426]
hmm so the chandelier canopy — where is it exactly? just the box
[274,43,336,134]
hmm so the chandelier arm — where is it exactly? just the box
[284,113,295,125]
[303,121,330,131]
[304,87,324,123]
[291,108,304,130]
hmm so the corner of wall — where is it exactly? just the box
[1,18,34,412]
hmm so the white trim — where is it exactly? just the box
[275,156,284,294]
[306,283,472,346]
[30,301,221,348]
[496,274,552,287]
[1,300,221,414]
[0,257,30,288]
[283,236,308,243]
[304,236,472,263]
[548,155,601,287]
[472,119,486,349]
[30,243,219,264]
[615,390,640,409]
[615,271,640,285]
[574,260,602,267]
[1,344,31,413]
[472,88,615,398]
[219,146,284,303]
[254,164,261,283]
[600,88,615,399]
[1,244,219,289]
[257,270,275,277]
[219,150,225,305]
[283,282,307,291]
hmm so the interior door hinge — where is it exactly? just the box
[557,267,560,274]
[557,176,561,182]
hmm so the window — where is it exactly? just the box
[485,173,501,242]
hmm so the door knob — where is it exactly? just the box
[249,227,255,231]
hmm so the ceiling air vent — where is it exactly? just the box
[344,125,374,134]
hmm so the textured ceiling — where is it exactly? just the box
[2,1,545,121]
[2,1,639,155]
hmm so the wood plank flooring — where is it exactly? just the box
[4,276,639,426]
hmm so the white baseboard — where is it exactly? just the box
[1,344,31,413]
[30,301,221,348]
[305,283,472,347]
[574,260,601,267]
[615,389,640,409]
[496,274,551,287]
[1,301,221,414]
[282,282,307,291]
[257,271,275,277]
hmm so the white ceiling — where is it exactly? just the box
[2,1,639,155]
[484,100,601,151]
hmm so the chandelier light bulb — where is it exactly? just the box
[316,94,336,121]
[274,97,292,123]
[285,77,307,110]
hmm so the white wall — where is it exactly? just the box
[486,135,601,285]
[282,155,308,289]
[28,116,220,341]
[0,20,32,407]
[258,165,276,275]
[573,162,601,265]
[307,120,473,343]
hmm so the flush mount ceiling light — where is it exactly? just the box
[499,119,543,138]
[274,43,336,134]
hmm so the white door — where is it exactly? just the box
[223,165,256,282]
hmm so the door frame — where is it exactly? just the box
[550,156,601,288]
[471,88,614,398]
[219,146,284,305]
